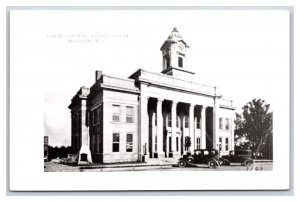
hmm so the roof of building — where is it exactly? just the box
[160,27,189,51]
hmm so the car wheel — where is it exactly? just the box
[208,159,218,168]
[178,160,187,167]
[244,159,253,167]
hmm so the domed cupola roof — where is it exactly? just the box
[160,27,189,51]
[167,27,183,41]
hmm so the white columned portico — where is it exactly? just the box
[156,98,165,159]
[139,95,149,162]
[171,100,178,157]
[189,104,195,154]
[201,105,207,149]
[213,98,220,149]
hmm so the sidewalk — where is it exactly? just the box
[79,158,178,170]
[79,158,273,169]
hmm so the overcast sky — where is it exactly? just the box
[11,10,289,146]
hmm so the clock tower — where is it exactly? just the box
[160,27,195,78]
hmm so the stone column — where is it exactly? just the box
[213,99,220,149]
[201,105,207,149]
[155,98,165,159]
[171,101,179,157]
[151,112,156,157]
[139,95,149,162]
[166,133,169,157]
[189,104,195,154]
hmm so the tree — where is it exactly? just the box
[48,145,72,160]
[235,99,273,159]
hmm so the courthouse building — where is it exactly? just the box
[68,28,236,164]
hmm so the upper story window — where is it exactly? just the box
[225,118,230,130]
[112,105,121,122]
[126,106,134,123]
[178,57,183,68]
[167,113,171,127]
[176,115,180,128]
[196,117,200,129]
[219,117,223,129]
[185,115,189,128]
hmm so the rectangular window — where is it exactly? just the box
[126,106,134,123]
[196,117,200,129]
[185,116,189,128]
[219,137,222,151]
[126,133,133,152]
[225,118,230,130]
[178,57,183,68]
[112,105,121,122]
[167,113,171,127]
[169,137,172,152]
[196,137,201,150]
[176,137,179,151]
[225,138,229,151]
[219,117,223,129]
[112,133,120,152]
[176,116,180,127]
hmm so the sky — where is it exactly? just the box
[11,10,290,147]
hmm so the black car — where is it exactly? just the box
[219,150,253,166]
[178,149,220,168]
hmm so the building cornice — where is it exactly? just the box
[100,84,140,94]
[219,105,236,110]
[139,78,222,98]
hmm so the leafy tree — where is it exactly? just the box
[48,145,72,160]
[235,99,273,159]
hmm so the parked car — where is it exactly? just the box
[51,157,62,163]
[219,150,253,166]
[178,149,220,168]
[61,154,78,165]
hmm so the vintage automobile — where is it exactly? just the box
[219,150,253,166]
[178,149,220,168]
